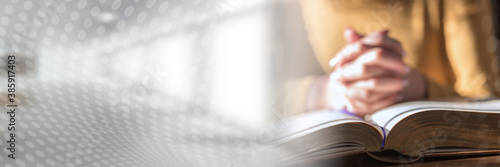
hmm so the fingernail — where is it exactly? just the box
[381,29,389,35]
[329,57,338,67]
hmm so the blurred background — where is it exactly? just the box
[0,0,322,166]
[2,0,500,167]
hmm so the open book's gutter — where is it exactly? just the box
[380,126,386,150]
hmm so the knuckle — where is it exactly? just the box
[354,42,362,49]
[399,79,407,90]
[369,79,379,88]
[359,64,368,76]
[365,105,373,113]
[374,36,384,45]
[371,48,384,60]
[394,40,403,48]
[367,93,379,102]
[360,90,370,99]
[356,42,367,51]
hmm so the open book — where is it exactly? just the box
[272,99,500,165]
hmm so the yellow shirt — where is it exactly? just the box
[284,0,500,116]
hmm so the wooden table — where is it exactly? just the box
[309,153,500,167]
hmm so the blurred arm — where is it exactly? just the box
[443,0,500,98]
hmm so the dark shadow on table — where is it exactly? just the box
[285,153,500,167]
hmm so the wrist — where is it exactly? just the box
[401,69,427,101]
[306,75,331,111]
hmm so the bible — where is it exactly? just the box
[272,99,500,165]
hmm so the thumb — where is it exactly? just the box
[344,27,363,43]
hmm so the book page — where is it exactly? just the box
[368,99,500,130]
[272,110,387,164]
[275,110,383,144]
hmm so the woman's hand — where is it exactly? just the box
[307,28,426,116]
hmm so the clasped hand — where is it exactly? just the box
[327,28,424,116]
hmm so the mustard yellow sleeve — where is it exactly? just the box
[425,77,458,98]
[281,76,317,116]
[278,0,336,116]
[300,0,346,73]
[443,0,500,98]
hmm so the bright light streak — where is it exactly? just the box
[209,12,270,129]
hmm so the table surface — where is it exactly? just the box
[310,153,500,167]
